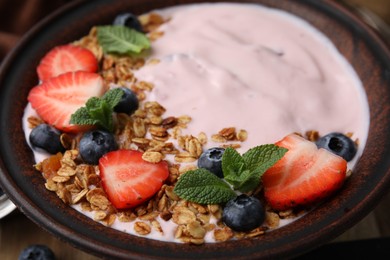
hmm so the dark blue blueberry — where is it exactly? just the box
[316,132,357,161]
[79,130,118,165]
[197,147,225,178]
[113,13,143,32]
[0,187,4,197]
[222,194,265,232]
[29,124,65,154]
[114,87,139,115]
[18,245,55,260]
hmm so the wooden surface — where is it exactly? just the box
[1,0,389,259]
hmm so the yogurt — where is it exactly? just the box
[22,3,370,243]
[135,3,369,163]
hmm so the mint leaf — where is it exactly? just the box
[234,171,261,193]
[222,145,287,193]
[222,147,246,187]
[226,169,260,193]
[173,143,288,204]
[173,169,236,204]
[97,25,150,55]
[70,107,99,125]
[87,99,113,131]
[102,88,124,109]
[222,147,260,192]
[243,144,288,177]
[70,88,124,132]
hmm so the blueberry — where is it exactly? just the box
[316,132,357,161]
[18,245,55,260]
[113,13,143,32]
[222,194,265,232]
[197,147,225,178]
[0,187,4,197]
[29,124,65,154]
[79,130,118,165]
[114,87,139,115]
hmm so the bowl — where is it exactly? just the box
[0,0,389,259]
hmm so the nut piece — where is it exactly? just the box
[134,222,152,235]
[219,127,236,140]
[236,129,248,142]
[161,116,178,129]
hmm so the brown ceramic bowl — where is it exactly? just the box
[0,0,389,259]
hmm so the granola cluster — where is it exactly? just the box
[27,12,304,244]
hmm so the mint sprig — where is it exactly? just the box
[70,88,123,132]
[173,169,237,204]
[173,145,288,204]
[97,25,150,55]
[224,145,288,192]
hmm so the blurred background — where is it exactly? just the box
[0,0,389,259]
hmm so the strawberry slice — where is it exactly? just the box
[28,71,105,133]
[37,44,98,81]
[99,149,169,209]
[262,134,347,211]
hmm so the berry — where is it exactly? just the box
[114,87,139,115]
[262,134,347,211]
[37,44,98,82]
[29,124,65,154]
[0,187,4,197]
[79,130,118,165]
[113,13,143,32]
[18,245,55,260]
[28,71,105,133]
[99,149,169,209]
[222,194,265,232]
[197,147,225,178]
[316,132,357,161]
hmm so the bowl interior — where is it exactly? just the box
[0,0,389,259]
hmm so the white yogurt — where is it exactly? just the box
[22,3,370,242]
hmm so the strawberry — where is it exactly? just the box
[262,134,347,211]
[99,149,169,209]
[37,44,98,81]
[28,71,105,133]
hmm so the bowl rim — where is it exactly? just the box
[0,0,389,259]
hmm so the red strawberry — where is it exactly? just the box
[262,134,347,211]
[28,71,105,133]
[99,149,169,209]
[37,44,98,81]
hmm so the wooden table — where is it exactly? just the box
[1,0,389,259]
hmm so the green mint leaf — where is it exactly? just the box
[234,171,261,193]
[70,107,99,126]
[173,169,236,205]
[222,147,246,187]
[102,88,124,109]
[69,88,124,132]
[221,145,288,193]
[243,144,288,177]
[97,25,150,55]
[87,99,113,132]
[224,169,259,193]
